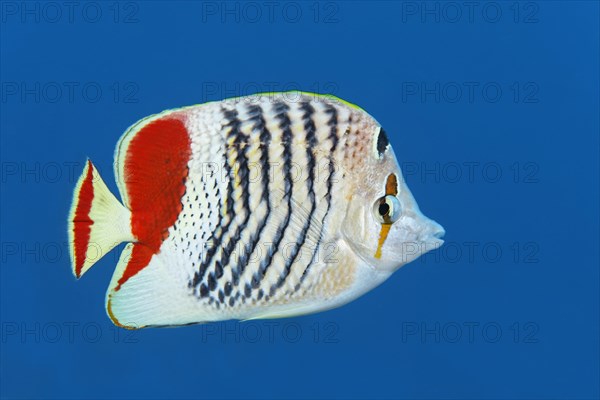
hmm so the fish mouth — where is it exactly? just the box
[433,226,446,240]
[420,220,445,251]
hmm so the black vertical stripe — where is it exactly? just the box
[268,101,318,296]
[244,101,295,297]
[190,107,240,296]
[207,107,253,294]
[296,103,339,287]
[214,103,272,297]
[231,106,271,284]
[221,103,273,301]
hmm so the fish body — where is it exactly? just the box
[68,92,444,328]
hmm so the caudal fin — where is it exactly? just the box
[68,160,134,278]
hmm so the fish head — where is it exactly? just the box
[341,125,445,274]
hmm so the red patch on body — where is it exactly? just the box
[116,116,191,290]
[115,244,155,291]
[73,160,95,278]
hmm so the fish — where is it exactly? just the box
[68,92,445,329]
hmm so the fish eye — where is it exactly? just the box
[373,195,402,224]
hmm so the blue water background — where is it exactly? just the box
[1,2,598,399]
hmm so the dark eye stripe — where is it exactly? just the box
[376,128,389,156]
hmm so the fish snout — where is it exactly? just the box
[417,216,445,251]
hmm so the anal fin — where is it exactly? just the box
[106,243,210,329]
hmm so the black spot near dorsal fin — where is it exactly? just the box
[377,127,389,156]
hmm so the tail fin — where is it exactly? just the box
[68,160,134,278]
